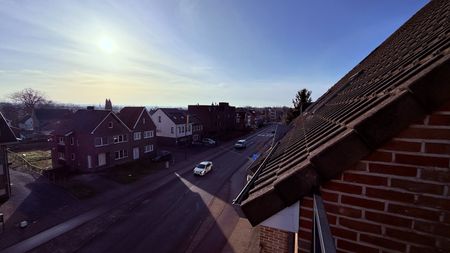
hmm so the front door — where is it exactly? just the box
[133,147,139,160]
[87,155,92,169]
[98,153,106,166]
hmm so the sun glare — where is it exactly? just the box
[97,37,116,54]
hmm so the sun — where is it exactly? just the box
[97,37,117,54]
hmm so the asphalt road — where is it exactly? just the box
[76,127,276,253]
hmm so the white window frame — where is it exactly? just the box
[113,134,128,144]
[95,137,108,147]
[134,132,142,140]
[144,130,154,139]
[58,137,65,145]
[114,149,128,160]
[144,144,153,153]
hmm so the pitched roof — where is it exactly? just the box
[239,0,450,226]
[34,108,72,121]
[0,112,17,143]
[53,109,130,135]
[118,107,146,129]
[159,108,191,124]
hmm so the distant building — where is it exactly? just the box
[150,108,193,146]
[190,115,204,142]
[0,112,17,201]
[188,102,236,136]
[105,99,112,111]
[235,109,248,130]
[20,108,73,137]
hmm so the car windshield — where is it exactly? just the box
[196,164,206,169]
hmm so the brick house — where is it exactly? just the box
[118,107,157,160]
[150,108,193,146]
[235,1,450,252]
[188,102,236,136]
[0,112,17,201]
[51,109,133,172]
[190,115,204,142]
[236,109,248,130]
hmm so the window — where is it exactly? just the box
[134,132,142,140]
[70,137,74,145]
[95,137,108,147]
[113,134,128,144]
[71,153,75,160]
[144,131,154,138]
[171,127,174,134]
[158,116,161,123]
[58,152,65,160]
[108,121,113,128]
[143,118,146,124]
[182,126,185,133]
[178,127,181,133]
[58,137,65,145]
[114,149,128,160]
[144,145,153,153]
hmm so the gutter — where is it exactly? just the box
[232,141,279,205]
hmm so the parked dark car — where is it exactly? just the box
[152,150,172,162]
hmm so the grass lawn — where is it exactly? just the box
[105,160,166,184]
[9,150,53,170]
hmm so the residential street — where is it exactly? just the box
[74,127,275,253]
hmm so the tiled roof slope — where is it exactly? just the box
[53,110,112,135]
[34,108,72,120]
[160,108,191,124]
[118,107,146,129]
[240,0,450,226]
[0,112,17,143]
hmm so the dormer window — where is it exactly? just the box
[108,122,113,128]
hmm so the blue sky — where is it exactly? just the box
[0,0,428,107]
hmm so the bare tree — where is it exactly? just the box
[9,88,48,114]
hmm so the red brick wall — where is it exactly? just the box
[299,101,450,253]
[260,226,292,253]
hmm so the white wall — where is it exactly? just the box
[151,109,176,138]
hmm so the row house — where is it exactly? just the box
[235,109,247,130]
[235,1,450,252]
[0,112,17,201]
[190,115,204,142]
[51,107,156,172]
[118,107,157,160]
[188,102,236,136]
[150,108,193,146]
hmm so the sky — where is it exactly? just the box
[0,0,429,107]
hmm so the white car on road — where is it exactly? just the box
[193,161,213,176]
[234,139,247,149]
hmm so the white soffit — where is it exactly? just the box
[260,201,299,233]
